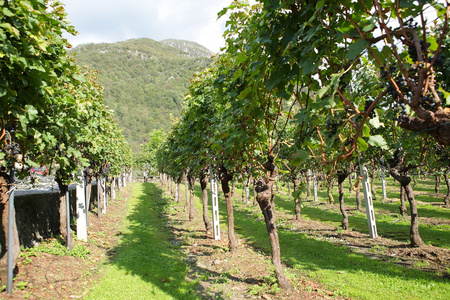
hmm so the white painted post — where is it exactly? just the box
[313,172,318,202]
[111,177,116,200]
[102,178,107,214]
[123,173,127,187]
[380,168,387,200]
[6,168,15,294]
[66,190,73,250]
[360,165,378,238]
[307,169,312,196]
[76,177,87,242]
[210,166,221,240]
[245,180,250,204]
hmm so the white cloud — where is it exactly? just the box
[62,0,232,52]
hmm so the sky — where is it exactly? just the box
[61,0,244,53]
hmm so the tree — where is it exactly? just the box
[1,0,77,281]
[0,0,132,282]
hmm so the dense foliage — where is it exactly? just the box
[158,0,449,288]
[0,1,133,284]
[1,0,132,180]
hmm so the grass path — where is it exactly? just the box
[85,182,198,300]
[190,180,450,299]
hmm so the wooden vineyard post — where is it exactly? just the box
[209,166,221,240]
[76,176,87,242]
[360,165,378,238]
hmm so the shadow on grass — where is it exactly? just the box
[230,204,450,299]
[103,183,201,299]
[273,196,450,248]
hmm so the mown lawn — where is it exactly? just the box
[189,174,450,299]
[85,183,198,300]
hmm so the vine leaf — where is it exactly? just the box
[367,135,388,150]
[346,39,369,60]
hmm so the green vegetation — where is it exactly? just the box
[69,39,213,152]
[1,0,132,281]
[20,238,91,264]
[85,183,198,300]
[182,175,450,299]
[156,0,449,287]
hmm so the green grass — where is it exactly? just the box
[20,237,91,264]
[181,175,449,300]
[85,183,199,300]
[230,200,449,299]
[272,176,450,248]
[233,208,449,299]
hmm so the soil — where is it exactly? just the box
[1,182,449,300]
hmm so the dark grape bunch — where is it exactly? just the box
[407,41,430,63]
[364,99,376,118]
[4,142,20,155]
[380,65,414,121]
[428,54,446,67]
[325,119,343,137]
[3,123,21,156]
[420,95,437,111]
[404,17,418,29]
[434,144,449,163]
[101,163,111,175]
[379,65,397,79]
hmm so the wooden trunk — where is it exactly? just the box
[254,157,291,290]
[200,171,212,233]
[220,169,238,252]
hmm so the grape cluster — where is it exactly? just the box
[325,119,343,137]
[4,142,20,155]
[434,144,449,163]
[379,65,397,79]
[408,44,419,62]
[428,54,446,67]
[101,163,111,175]
[404,17,418,29]
[364,100,376,118]
[420,96,437,111]
[385,75,410,101]
[407,41,430,63]
[3,125,21,156]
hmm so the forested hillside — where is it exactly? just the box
[69,38,213,152]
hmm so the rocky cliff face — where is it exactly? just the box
[161,39,212,58]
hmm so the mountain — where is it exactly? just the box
[69,38,213,153]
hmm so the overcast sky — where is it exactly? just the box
[61,0,242,53]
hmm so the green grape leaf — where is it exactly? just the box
[368,135,388,149]
[346,39,369,60]
[357,138,368,152]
